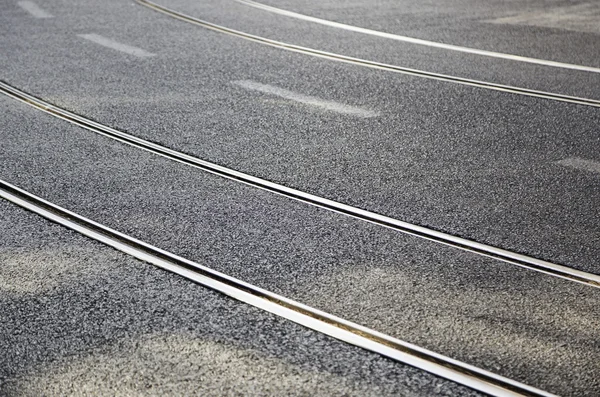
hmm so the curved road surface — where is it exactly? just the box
[1,0,599,396]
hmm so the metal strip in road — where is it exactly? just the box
[234,0,600,75]
[1,80,599,289]
[0,179,558,397]
[136,0,600,108]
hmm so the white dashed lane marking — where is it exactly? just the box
[78,34,156,58]
[488,3,600,34]
[17,1,53,18]
[557,157,600,175]
[234,80,379,118]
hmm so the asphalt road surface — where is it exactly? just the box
[1,0,599,396]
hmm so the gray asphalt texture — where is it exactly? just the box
[0,199,483,397]
[257,0,600,72]
[2,0,598,273]
[167,0,600,99]
[1,0,600,395]
[2,88,600,396]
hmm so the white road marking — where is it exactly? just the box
[17,1,53,18]
[489,3,600,35]
[557,157,600,175]
[77,34,155,58]
[234,80,379,117]
[235,0,600,74]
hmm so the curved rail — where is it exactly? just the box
[0,179,558,397]
[235,0,600,74]
[136,0,600,108]
[2,80,599,288]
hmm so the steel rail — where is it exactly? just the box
[136,0,600,108]
[1,80,599,289]
[0,179,558,397]
[235,0,600,75]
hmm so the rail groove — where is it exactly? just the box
[1,80,599,288]
[136,0,600,108]
[0,179,557,397]
[235,0,600,74]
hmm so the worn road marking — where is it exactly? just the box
[17,1,53,18]
[235,0,600,74]
[234,80,379,117]
[557,157,600,175]
[488,3,600,35]
[77,34,155,58]
[4,80,599,289]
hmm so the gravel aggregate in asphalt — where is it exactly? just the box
[1,0,598,273]
[0,201,483,397]
[257,0,600,68]
[2,0,599,395]
[1,93,599,396]
[164,0,600,99]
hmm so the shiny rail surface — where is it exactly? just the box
[1,80,599,288]
[235,0,600,74]
[0,179,558,397]
[136,0,600,108]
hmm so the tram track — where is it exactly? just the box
[1,80,599,289]
[0,179,558,397]
[234,0,600,75]
[136,0,600,108]
[2,2,599,396]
